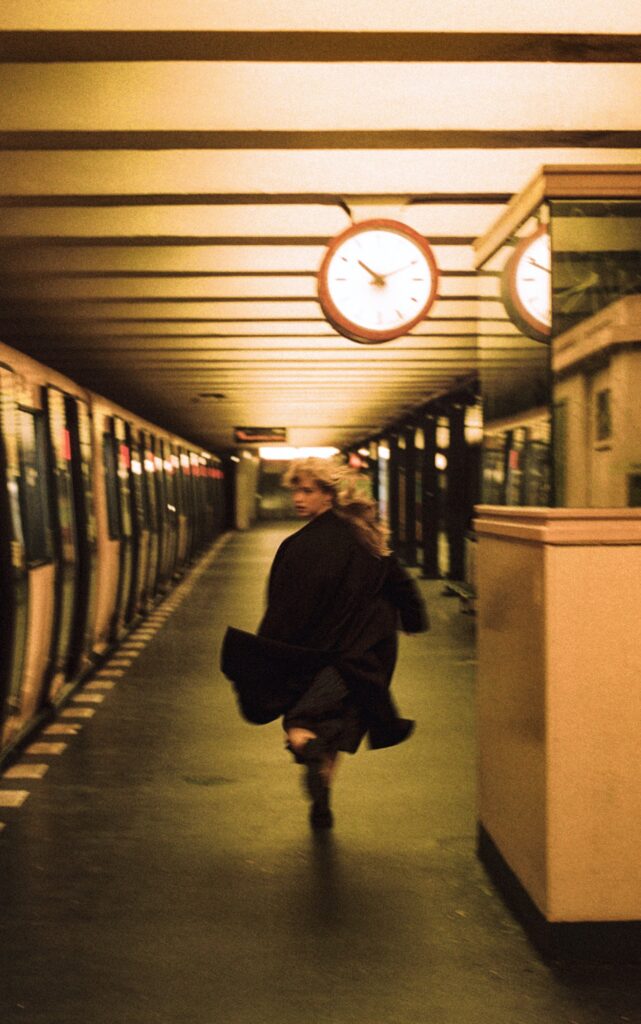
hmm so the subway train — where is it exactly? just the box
[0,340,226,762]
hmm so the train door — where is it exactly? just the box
[162,441,179,579]
[153,437,171,591]
[142,432,160,601]
[124,425,151,622]
[0,366,29,740]
[45,387,81,697]
[102,415,133,639]
[66,396,98,680]
[189,452,204,556]
[176,448,192,570]
[13,386,57,729]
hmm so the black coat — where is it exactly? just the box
[221,510,428,746]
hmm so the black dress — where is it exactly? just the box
[256,509,428,752]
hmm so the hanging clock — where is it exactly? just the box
[318,219,439,344]
[501,224,552,342]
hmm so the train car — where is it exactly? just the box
[0,340,225,761]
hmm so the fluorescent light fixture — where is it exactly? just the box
[258,446,340,460]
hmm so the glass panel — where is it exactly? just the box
[478,208,553,507]
[113,417,132,539]
[0,367,28,714]
[19,409,54,566]
[102,431,120,539]
[550,200,641,336]
[550,199,641,507]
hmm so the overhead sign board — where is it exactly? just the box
[234,427,288,444]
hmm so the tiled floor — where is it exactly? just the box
[0,523,639,1024]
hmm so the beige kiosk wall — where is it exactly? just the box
[476,506,641,922]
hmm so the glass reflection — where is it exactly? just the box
[550,199,641,508]
[477,210,553,507]
[477,197,641,509]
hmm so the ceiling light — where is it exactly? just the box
[258,446,340,460]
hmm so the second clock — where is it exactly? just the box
[318,219,439,344]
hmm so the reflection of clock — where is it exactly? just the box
[501,224,552,342]
[318,219,438,344]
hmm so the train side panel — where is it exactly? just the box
[0,340,225,760]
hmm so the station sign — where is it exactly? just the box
[234,427,288,444]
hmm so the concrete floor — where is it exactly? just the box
[0,523,640,1024]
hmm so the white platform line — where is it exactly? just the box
[25,742,68,756]
[3,764,49,780]
[0,791,29,808]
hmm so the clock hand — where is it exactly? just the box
[527,258,551,274]
[380,261,416,280]
[357,259,385,286]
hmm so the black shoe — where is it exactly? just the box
[310,790,333,830]
[296,738,327,803]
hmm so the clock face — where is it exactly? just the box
[318,219,438,344]
[501,225,552,342]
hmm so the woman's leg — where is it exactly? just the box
[283,668,349,829]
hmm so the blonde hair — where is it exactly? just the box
[283,457,390,558]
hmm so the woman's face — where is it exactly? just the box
[291,475,333,519]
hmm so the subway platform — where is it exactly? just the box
[0,524,639,1024]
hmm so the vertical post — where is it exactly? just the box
[447,403,466,580]
[369,441,379,505]
[422,413,439,578]
[388,433,400,553]
[404,427,417,566]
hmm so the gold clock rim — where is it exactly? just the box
[318,218,439,344]
[501,223,552,342]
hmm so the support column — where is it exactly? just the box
[403,427,417,567]
[446,403,466,580]
[388,434,399,553]
[421,414,439,578]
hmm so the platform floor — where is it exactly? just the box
[1,523,640,1024]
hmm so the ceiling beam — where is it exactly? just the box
[2,130,641,150]
[0,31,639,63]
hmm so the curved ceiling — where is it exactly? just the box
[0,4,639,450]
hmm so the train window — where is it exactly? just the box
[18,409,54,566]
[102,432,121,539]
[129,441,147,529]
